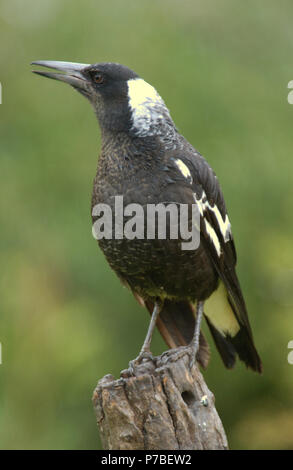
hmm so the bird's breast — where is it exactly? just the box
[91,161,218,301]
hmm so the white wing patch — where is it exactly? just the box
[174,159,192,183]
[204,219,222,256]
[127,78,169,137]
[207,203,231,243]
[195,191,231,244]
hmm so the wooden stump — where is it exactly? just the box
[92,350,228,450]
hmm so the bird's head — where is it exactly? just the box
[31,60,174,139]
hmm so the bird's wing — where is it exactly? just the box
[170,151,248,326]
[169,148,262,372]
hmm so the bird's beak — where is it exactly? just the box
[31,60,91,93]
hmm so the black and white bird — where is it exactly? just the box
[32,60,262,373]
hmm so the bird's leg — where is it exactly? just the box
[189,300,204,369]
[129,300,162,373]
[160,300,205,369]
[140,301,162,354]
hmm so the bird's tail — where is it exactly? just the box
[204,281,262,373]
[144,284,262,373]
[145,299,210,369]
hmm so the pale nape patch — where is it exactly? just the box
[127,78,163,112]
[127,78,172,137]
[174,159,192,183]
[204,281,240,336]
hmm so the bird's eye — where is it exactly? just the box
[92,72,105,84]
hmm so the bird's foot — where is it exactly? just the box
[122,351,155,377]
[160,345,197,370]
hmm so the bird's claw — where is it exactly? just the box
[127,351,154,376]
[160,345,197,370]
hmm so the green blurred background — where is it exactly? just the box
[0,0,293,450]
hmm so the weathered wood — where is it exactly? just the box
[92,350,228,450]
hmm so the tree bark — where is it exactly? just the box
[92,350,228,450]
